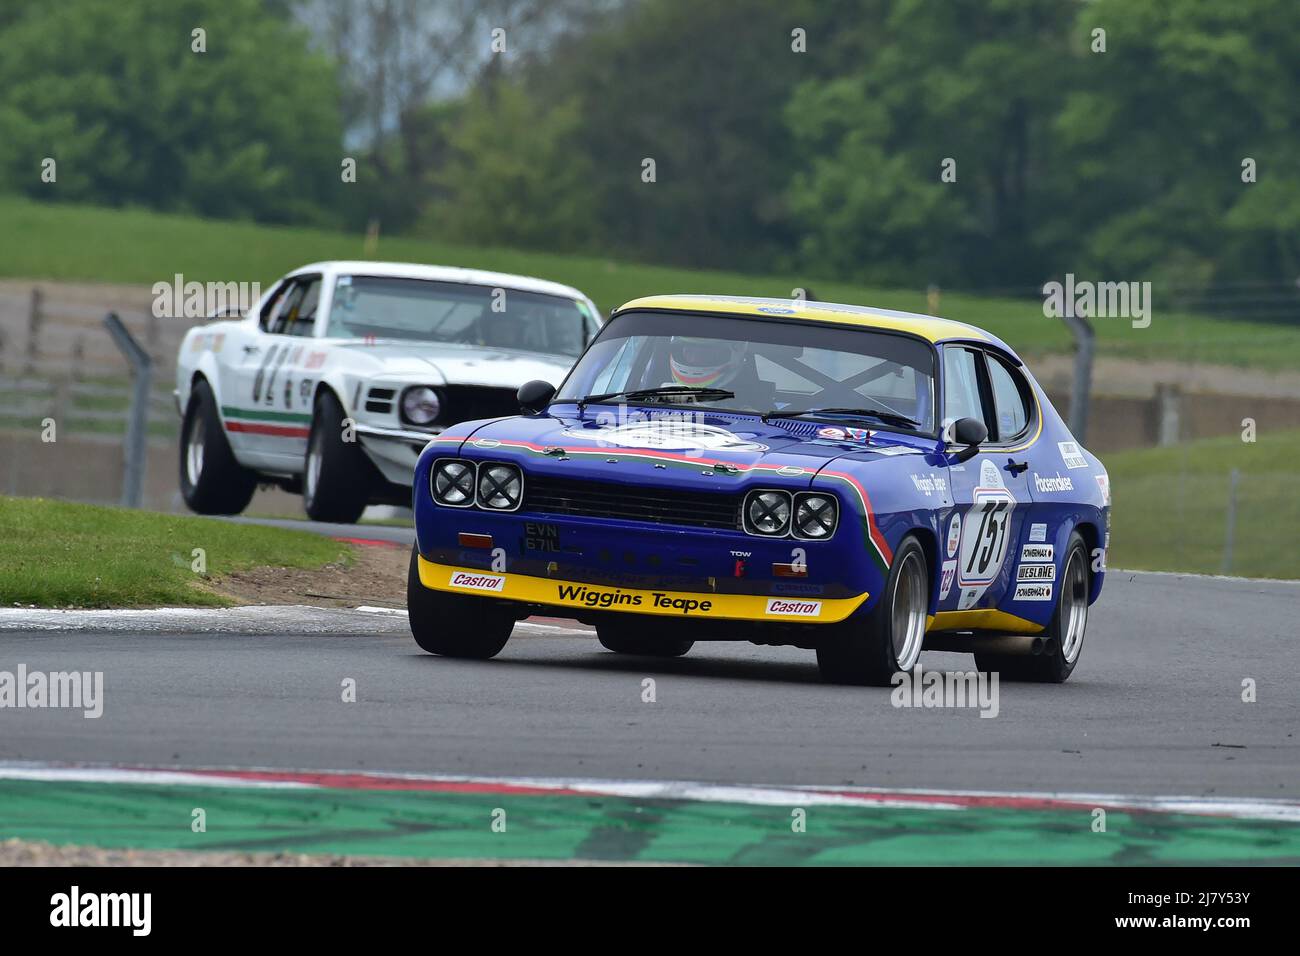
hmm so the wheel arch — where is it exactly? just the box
[906,523,941,614]
[1072,519,1103,603]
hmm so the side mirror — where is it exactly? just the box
[949,416,987,463]
[517,380,556,415]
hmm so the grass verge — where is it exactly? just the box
[3,195,1298,369]
[0,496,350,607]
[1106,428,1300,579]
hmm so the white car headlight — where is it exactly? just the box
[744,490,792,536]
[432,459,476,506]
[477,463,523,511]
[401,386,441,426]
[793,493,837,539]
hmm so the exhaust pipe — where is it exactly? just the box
[924,633,1051,656]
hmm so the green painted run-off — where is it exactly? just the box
[2,780,1298,865]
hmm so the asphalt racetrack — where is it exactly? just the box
[1,569,1295,799]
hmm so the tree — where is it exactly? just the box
[0,0,345,224]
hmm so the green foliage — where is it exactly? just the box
[0,0,344,224]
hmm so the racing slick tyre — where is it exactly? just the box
[596,622,693,658]
[407,547,514,659]
[975,531,1089,683]
[303,390,379,524]
[816,534,928,686]
[179,378,258,515]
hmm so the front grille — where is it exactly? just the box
[524,475,742,530]
[443,384,519,423]
[365,386,396,413]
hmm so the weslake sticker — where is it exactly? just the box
[1017,563,1056,582]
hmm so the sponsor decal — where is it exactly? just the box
[765,598,822,617]
[946,513,961,558]
[939,560,956,600]
[776,465,806,477]
[304,351,327,370]
[872,445,922,456]
[474,438,502,448]
[1014,582,1053,602]
[1058,441,1088,469]
[1028,522,1048,543]
[957,460,1016,591]
[757,306,797,315]
[449,571,506,592]
[958,587,981,610]
[554,584,718,615]
[1017,563,1056,582]
[563,420,768,453]
[1033,471,1074,493]
[1020,543,1054,562]
[1095,473,1111,507]
[817,426,847,441]
[844,427,871,442]
[910,472,948,497]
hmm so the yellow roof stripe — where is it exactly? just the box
[614,294,989,344]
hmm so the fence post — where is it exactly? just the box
[1061,306,1095,443]
[25,287,42,374]
[1221,468,1239,575]
[103,312,153,508]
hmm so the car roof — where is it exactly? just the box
[613,294,1010,351]
[290,261,589,301]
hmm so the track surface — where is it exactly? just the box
[0,571,1296,798]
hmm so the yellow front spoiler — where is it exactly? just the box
[416,556,869,624]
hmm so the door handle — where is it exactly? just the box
[1006,459,1029,475]
[243,345,260,355]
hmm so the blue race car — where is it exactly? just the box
[407,295,1109,685]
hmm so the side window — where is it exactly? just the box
[986,355,1030,441]
[267,277,320,337]
[942,347,984,429]
[258,281,289,333]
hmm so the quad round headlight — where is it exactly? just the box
[432,459,475,506]
[477,463,523,511]
[401,385,441,426]
[744,490,792,536]
[793,493,838,539]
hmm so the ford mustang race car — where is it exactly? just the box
[175,261,600,522]
[407,294,1110,684]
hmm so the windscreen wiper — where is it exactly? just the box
[577,385,735,411]
[763,406,921,430]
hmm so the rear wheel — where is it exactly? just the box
[816,534,928,686]
[178,379,257,515]
[407,547,514,659]
[596,621,693,658]
[303,390,378,524]
[974,531,1089,683]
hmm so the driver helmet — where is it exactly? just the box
[668,337,748,389]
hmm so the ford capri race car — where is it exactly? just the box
[408,295,1110,685]
[175,261,601,522]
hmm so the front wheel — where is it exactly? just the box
[407,547,514,659]
[975,531,1089,683]
[303,390,378,524]
[178,379,258,515]
[816,534,928,686]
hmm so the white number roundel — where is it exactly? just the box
[957,460,1016,590]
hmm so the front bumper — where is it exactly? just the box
[416,556,869,624]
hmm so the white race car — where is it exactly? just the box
[175,261,601,522]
